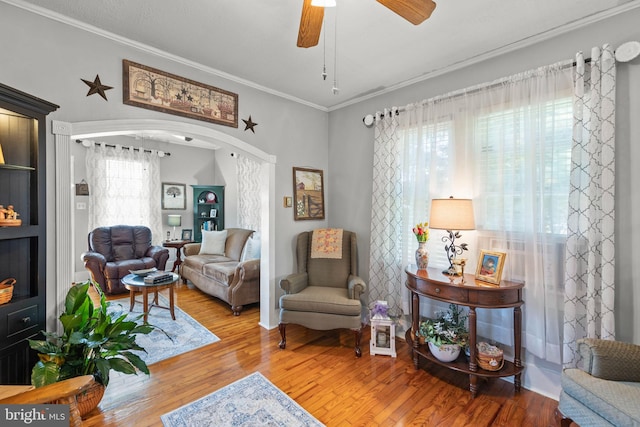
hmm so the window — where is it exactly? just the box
[476,98,573,234]
[85,143,162,244]
[390,63,574,362]
[101,158,151,225]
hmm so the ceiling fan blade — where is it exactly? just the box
[377,0,436,25]
[297,0,325,48]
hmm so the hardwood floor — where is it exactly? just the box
[83,281,561,426]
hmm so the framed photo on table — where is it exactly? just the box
[475,250,506,285]
[181,229,192,241]
[162,182,186,210]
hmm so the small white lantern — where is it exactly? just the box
[370,301,396,357]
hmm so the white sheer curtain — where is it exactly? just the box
[236,154,261,233]
[563,45,616,367]
[85,142,163,245]
[236,154,262,259]
[372,62,575,362]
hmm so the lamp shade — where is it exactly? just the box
[167,214,181,227]
[429,198,475,231]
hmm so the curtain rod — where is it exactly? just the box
[75,139,171,157]
[362,41,639,126]
[363,58,582,125]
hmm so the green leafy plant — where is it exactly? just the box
[418,303,468,347]
[29,281,155,388]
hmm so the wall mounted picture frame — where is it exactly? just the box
[181,229,193,241]
[162,182,186,210]
[75,179,89,196]
[475,250,507,285]
[292,167,325,220]
[123,59,238,128]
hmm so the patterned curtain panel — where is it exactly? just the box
[563,45,616,367]
[368,108,405,318]
[237,154,262,233]
[85,142,163,244]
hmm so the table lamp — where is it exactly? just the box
[167,214,181,241]
[429,197,475,275]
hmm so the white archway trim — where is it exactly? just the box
[52,119,277,329]
[71,119,276,164]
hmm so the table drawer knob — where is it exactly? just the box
[21,316,31,324]
[435,288,441,294]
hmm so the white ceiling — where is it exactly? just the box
[8,0,640,110]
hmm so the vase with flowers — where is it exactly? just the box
[418,303,469,362]
[412,222,430,269]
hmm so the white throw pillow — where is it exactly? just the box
[199,230,227,255]
[240,234,261,261]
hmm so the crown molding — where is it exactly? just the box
[1,0,328,112]
[328,1,640,112]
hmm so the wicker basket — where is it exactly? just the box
[0,278,16,305]
[477,341,504,371]
[76,381,106,418]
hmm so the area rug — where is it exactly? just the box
[107,294,220,365]
[161,372,324,427]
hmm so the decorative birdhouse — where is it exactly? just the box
[370,301,396,357]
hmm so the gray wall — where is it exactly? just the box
[328,7,640,397]
[0,2,329,331]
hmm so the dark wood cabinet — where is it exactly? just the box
[405,265,524,398]
[191,185,224,243]
[0,83,58,384]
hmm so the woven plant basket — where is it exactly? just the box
[0,278,16,305]
[477,342,504,371]
[76,380,106,418]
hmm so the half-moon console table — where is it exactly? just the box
[405,265,524,398]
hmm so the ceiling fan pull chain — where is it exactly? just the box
[322,10,327,80]
[332,3,339,95]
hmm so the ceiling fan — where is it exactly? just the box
[297,0,437,48]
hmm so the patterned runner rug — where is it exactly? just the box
[161,372,324,427]
[108,294,220,365]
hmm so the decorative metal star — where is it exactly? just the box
[81,74,113,101]
[242,115,258,133]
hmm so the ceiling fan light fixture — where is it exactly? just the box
[311,0,336,7]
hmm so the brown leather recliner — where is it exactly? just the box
[81,225,169,294]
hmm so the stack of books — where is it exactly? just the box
[143,271,173,284]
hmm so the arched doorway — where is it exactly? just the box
[51,119,277,329]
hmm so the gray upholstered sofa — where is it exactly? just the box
[181,228,260,315]
[558,338,640,426]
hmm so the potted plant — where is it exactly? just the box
[28,281,156,416]
[418,303,468,362]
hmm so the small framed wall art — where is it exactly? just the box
[162,182,186,210]
[475,250,506,285]
[292,167,325,220]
